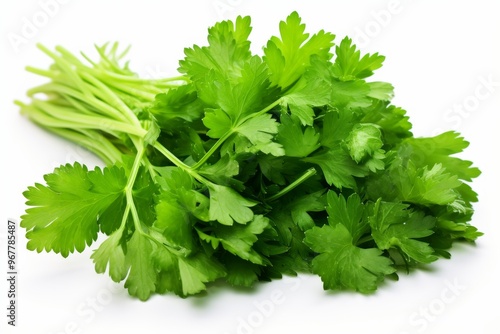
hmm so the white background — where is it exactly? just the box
[1,1,499,333]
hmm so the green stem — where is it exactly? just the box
[115,145,168,246]
[116,205,131,235]
[357,235,374,246]
[60,95,97,116]
[28,51,144,126]
[36,44,94,100]
[26,82,129,122]
[91,71,187,85]
[25,66,59,79]
[95,78,158,102]
[152,141,191,171]
[20,100,147,138]
[191,97,283,170]
[153,141,211,186]
[124,146,146,233]
[94,43,131,74]
[239,97,283,123]
[26,64,187,88]
[77,71,142,126]
[266,167,317,202]
[47,128,123,165]
[191,131,234,170]
[143,156,158,181]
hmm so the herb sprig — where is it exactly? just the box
[17,12,481,300]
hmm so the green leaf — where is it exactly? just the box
[201,58,281,157]
[330,79,372,109]
[21,163,127,257]
[398,162,462,205]
[304,147,366,189]
[265,209,312,276]
[91,229,128,282]
[90,166,128,235]
[132,166,157,227]
[208,183,256,225]
[280,57,332,126]
[304,224,395,293]
[152,247,181,295]
[178,15,252,82]
[217,56,272,121]
[277,114,320,158]
[154,247,226,297]
[332,37,385,80]
[177,254,226,296]
[346,123,385,163]
[397,131,481,182]
[199,154,241,187]
[366,160,463,207]
[149,84,204,131]
[326,192,368,242]
[124,232,157,301]
[320,109,356,148]
[156,167,210,222]
[155,166,194,193]
[222,254,261,287]
[360,101,412,145]
[154,193,194,252]
[203,108,233,138]
[178,16,257,111]
[264,11,335,89]
[288,190,326,231]
[367,81,394,101]
[435,218,483,242]
[257,155,287,185]
[235,113,285,156]
[369,200,438,264]
[198,215,270,264]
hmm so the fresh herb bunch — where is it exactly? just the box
[16,12,481,300]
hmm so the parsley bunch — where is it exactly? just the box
[16,12,481,300]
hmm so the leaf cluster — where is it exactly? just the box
[18,12,481,300]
